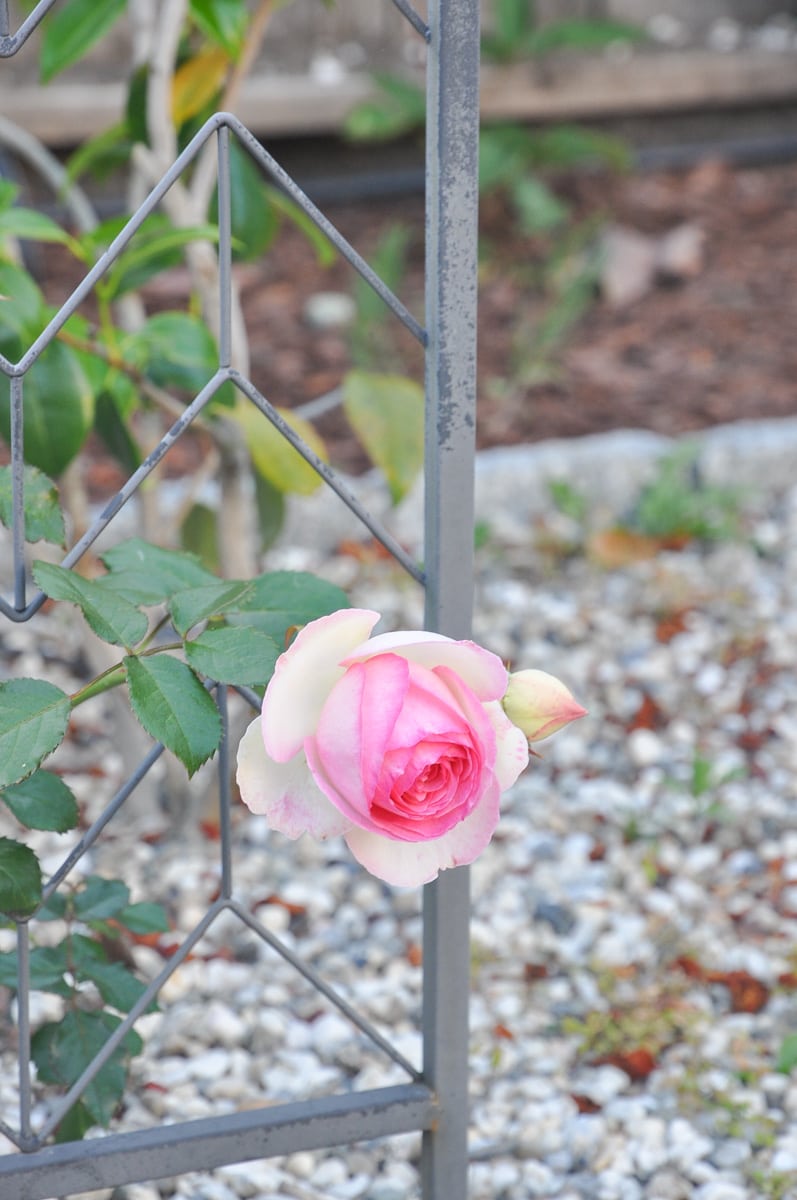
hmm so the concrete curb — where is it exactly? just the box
[278,417,797,556]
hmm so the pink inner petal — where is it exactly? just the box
[343,632,508,701]
[307,654,410,828]
[345,776,501,886]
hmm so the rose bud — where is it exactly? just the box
[502,669,586,743]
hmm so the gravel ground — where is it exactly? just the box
[2,420,797,1200]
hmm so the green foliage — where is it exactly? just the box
[775,1033,797,1075]
[549,479,588,523]
[627,446,744,542]
[343,72,426,143]
[0,873,165,1141]
[1,771,79,833]
[350,223,413,369]
[33,562,149,649]
[39,0,127,82]
[0,466,65,545]
[343,370,424,504]
[0,837,42,918]
[0,679,71,790]
[481,0,642,63]
[189,0,249,59]
[125,654,222,776]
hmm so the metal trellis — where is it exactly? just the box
[0,2,481,1196]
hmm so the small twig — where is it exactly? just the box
[0,114,98,233]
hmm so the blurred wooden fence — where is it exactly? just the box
[1,0,797,145]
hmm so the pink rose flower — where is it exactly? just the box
[236,609,580,887]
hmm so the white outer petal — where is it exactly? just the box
[236,717,351,840]
[483,700,529,789]
[262,608,380,761]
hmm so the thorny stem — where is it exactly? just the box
[69,642,183,708]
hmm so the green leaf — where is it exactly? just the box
[101,539,216,602]
[0,465,65,545]
[0,837,42,918]
[342,370,424,504]
[116,901,170,935]
[496,0,532,42]
[31,1010,142,1127]
[125,655,221,776]
[169,580,253,636]
[524,18,642,56]
[53,1101,94,1144]
[532,125,631,172]
[0,262,45,339]
[0,180,18,212]
[479,125,537,193]
[65,121,132,188]
[74,876,130,922]
[127,311,221,395]
[209,140,278,261]
[0,679,70,789]
[105,216,220,299]
[1,771,79,832]
[776,1033,797,1075]
[189,0,248,57]
[352,223,410,329]
[0,340,94,476]
[186,626,280,686]
[228,571,349,642]
[94,390,143,475]
[81,959,150,1013]
[40,0,127,82]
[343,72,425,143]
[264,187,336,268]
[253,471,286,552]
[0,944,70,994]
[70,937,151,1013]
[511,176,569,235]
[0,208,75,249]
[179,502,220,574]
[33,561,148,648]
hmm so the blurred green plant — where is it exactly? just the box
[623,445,745,543]
[1,0,425,581]
[0,874,169,1142]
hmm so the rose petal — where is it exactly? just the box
[305,654,410,828]
[343,631,508,701]
[344,777,501,886]
[262,608,380,761]
[236,717,351,840]
[483,700,530,789]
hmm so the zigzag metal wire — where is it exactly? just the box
[389,0,431,42]
[0,0,58,55]
[1,103,430,1150]
[0,111,426,621]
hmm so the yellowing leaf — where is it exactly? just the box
[342,369,424,504]
[233,402,327,495]
[171,46,230,127]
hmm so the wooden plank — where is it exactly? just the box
[1,49,796,147]
[480,50,797,121]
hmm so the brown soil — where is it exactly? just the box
[227,156,797,474]
[21,157,797,486]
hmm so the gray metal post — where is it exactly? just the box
[421,1,481,1197]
